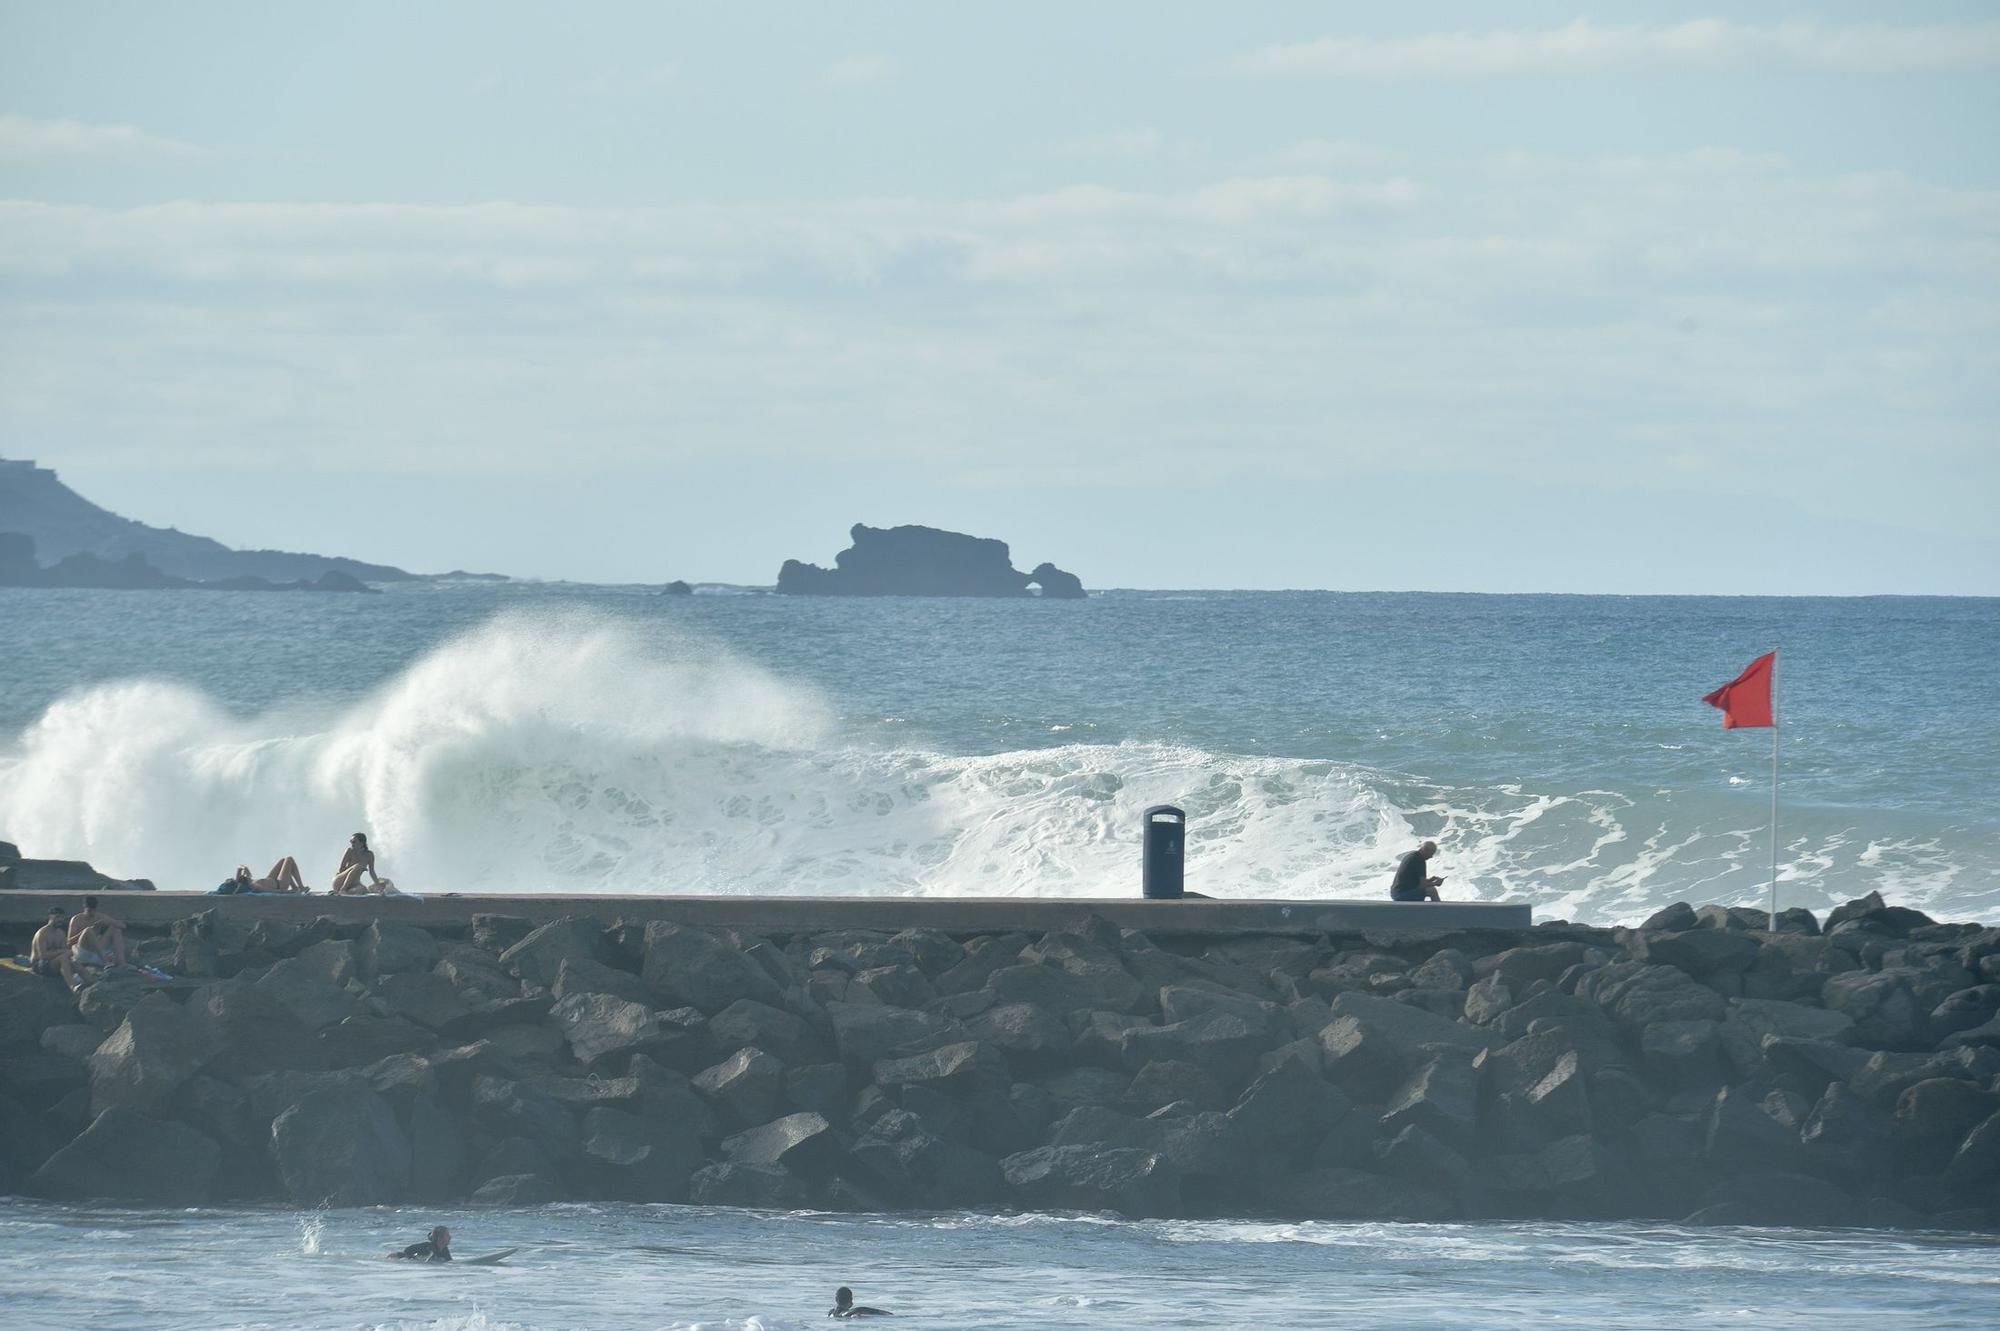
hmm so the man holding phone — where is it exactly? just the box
[1389,840,1445,902]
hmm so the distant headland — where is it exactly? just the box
[0,458,506,587]
[778,524,1087,599]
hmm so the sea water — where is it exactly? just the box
[4,586,2000,1329]
[1,1199,1997,1330]
[1,585,1995,922]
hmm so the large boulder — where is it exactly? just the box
[370,971,475,1030]
[1049,1105,1253,1190]
[721,1111,845,1177]
[405,1093,468,1203]
[1576,963,1728,1031]
[1893,1078,2000,1169]
[1000,1144,1181,1217]
[827,1002,963,1066]
[965,1002,1072,1072]
[694,1047,786,1126]
[1689,1171,1863,1227]
[1821,970,1931,1050]
[849,1108,1002,1206]
[31,1106,219,1204]
[90,993,213,1114]
[1931,986,2000,1040]
[580,1105,704,1201]
[1227,1057,1350,1152]
[0,968,82,1048]
[357,921,438,979]
[642,924,783,1013]
[688,1160,812,1209]
[1379,1053,1480,1149]
[708,998,826,1066]
[500,916,610,989]
[1117,1010,1272,1088]
[548,991,670,1068]
[873,1041,1008,1098]
[270,1084,412,1205]
[253,957,363,1032]
[1717,999,1855,1077]
[188,985,325,1078]
[1629,929,1761,978]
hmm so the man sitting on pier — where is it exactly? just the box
[68,896,127,967]
[30,906,82,991]
[1389,840,1445,902]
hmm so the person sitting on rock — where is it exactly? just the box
[330,832,384,894]
[68,896,127,966]
[29,906,82,992]
[391,1225,452,1262]
[1388,840,1445,903]
[829,1286,891,1318]
[222,857,310,894]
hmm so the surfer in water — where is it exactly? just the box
[390,1225,452,1262]
[829,1287,891,1318]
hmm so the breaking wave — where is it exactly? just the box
[0,610,1987,922]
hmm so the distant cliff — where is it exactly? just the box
[0,533,374,593]
[0,458,454,584]
[777,525,1087,599]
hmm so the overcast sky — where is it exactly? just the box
[2,2,1996,592]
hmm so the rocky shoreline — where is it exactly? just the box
[2,894,1996,1228]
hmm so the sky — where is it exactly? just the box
[1,2,1996,592]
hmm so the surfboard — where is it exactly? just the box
[461,1248,518,1266]
[2,956,38,975]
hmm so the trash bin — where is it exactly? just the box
[1142,804,1185,899]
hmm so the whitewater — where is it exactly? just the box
[1,586,1995,924]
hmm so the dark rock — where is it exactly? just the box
[695,1047,786,1126]
[965,1001,1072,1072]
[1227,1056,1350,1153]
[1123,1060,1226,1114]
[1944,1111,2000,1195]
[74,968,153,1028]
[548,992,668,1068]
[1483,1135,1619,1215]
[189,985,325,1078]
[253,957,362,1032]
[1704,1084,1801,1172]
[827,1001,963,1066]
[471,1172,566,1205]
[436,945,519,1002]
[1630,929,1761,978]
[688,1161,812,1209]
[643,923,784,1013]
[890,928,965,977]
[470,1135,559,1191]
[1931,985,2000,1039]
[1894,1078,2000,1168]
[1717,1000,1855,1077]
[1576,963,1728,1030]
[1263,1167,1450,1221]
[1641,903,1699,932]
[1380,1053,1480,1149]
[777,523,1085,599]
[1691,1171,1863,1227]
[722,1111,844,1177]
[1822,970,1931,1049]
[1,969,82,1047]
[436,994,556,1042]
[1641,1020,1724,1089]
[405,1093,468,1203]
[708,998,826,1066]
[581,1105,703,1201]
[270,1084,411,1205]
[31,1106,219,1204]
[874,1040,1008,1098]
[89,993,211,1113]
[357,921,438,979]
[1000,1144,1181,1217]
[1799,1081,1890,1176]
[500,916,610,989]
[850,1108,1002,1205]
[471,1076,580,1165]
[786,1062,848,1116]
[549,956,650,1006]
[318,1015,438,1068]
[370,971,474,1030]
[1119,1010,1271,1089]
[471,914,534,953]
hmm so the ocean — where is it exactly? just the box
[4,585,2000,1329]
[2,1199,1997,1331]
[1,585,1995,923]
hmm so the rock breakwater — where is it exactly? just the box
[2,894,1996,1228]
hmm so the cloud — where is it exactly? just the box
[0,113,203,161]
[820,53,897,87]
[1232,18,2000,78]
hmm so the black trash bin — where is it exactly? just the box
[1141,805,1185,899]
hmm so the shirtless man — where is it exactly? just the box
[30,907,82,991]
[330,833,383,894]
[68,896,127,967]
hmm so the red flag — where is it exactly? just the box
[1703,651,1775,729]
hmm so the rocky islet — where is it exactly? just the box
[1,891,1996,1229]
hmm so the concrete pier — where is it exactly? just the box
[0,890,1530,938]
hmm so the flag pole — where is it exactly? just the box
[1769,647,1780,931]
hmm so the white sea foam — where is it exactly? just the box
[0,610,1987,922]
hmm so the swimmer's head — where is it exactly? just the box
[430,1225,451,1246]
[834,1288,854,1311]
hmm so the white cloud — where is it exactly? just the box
[820,53,897,87]
[1232,18,2000,78]
[0,113,203,161]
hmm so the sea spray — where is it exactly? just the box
[0,605,1989,921]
